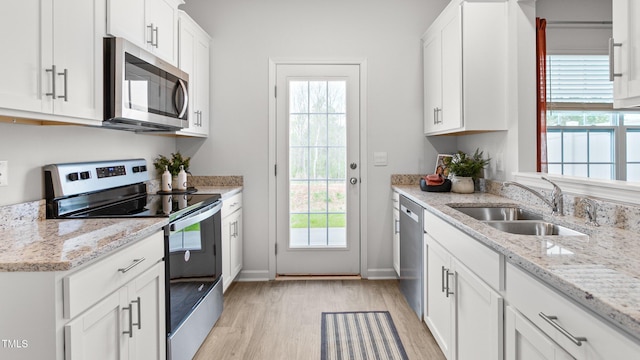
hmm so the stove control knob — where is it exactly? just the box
[67,172,79,181]
[80,171,90,180]
[132,166,140,173]
[140,165,147,172]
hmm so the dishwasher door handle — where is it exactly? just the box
[400,205,420,223]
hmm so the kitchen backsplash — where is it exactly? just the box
[392,174,640,233]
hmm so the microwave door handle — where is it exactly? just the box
[170,202,222,232]
[176,78,189,119]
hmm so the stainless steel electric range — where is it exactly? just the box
[44,158,223,360]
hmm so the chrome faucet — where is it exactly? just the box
[581,198,600,227]
[503,177,564,216]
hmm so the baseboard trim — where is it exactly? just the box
[236,270,270,282]
[366,268,399,280]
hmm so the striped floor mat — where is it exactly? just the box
[321,311,409,360]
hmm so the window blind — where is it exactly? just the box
[546,55,613,105]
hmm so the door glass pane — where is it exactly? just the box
[627,130,640,162]
[589,131,613,163]
[289,80,347,248]
[563,131,587,162]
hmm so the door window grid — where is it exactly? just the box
[289,80,347,248]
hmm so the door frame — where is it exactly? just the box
[268,58,368,280]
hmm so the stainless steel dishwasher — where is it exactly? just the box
[399,195,423,319]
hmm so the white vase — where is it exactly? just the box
[451,176,475,194]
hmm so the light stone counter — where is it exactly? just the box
[393,184,640,341]
[0,216,167,272]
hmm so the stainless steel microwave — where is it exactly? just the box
[103,37,188,132]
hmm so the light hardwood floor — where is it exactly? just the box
[194,280,446,359]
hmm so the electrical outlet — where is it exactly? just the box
[0,161,7,186]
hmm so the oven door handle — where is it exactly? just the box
[176,78,189,119]
[170,201,222,232]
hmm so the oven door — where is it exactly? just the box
[165,200,222,335]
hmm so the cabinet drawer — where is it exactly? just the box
[424,210,502,291]
[507,263,640,359]
[63,231,164,319]
[222,192,242,217]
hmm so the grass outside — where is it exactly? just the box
[290,213,346,228]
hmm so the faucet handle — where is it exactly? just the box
[541,177,563,216]
[581,198,600,227]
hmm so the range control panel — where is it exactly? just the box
[44,159,149,197]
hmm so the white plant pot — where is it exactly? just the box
[451,176,475,194]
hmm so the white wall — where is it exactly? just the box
[178,0,450,278]
[0,122,175,206]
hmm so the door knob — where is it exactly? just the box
[350,177,358,185]
[350,163,357,170]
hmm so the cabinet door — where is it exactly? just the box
[231,209,243,280]
[194,29,211,135]
[222,214,232,292]
[51,0,102,120]
[106,0,146,47]
[0,0,45,113]
[65,288,129,360]
[612,0,640,107]
[147,0,177,65]
[177,13,210,137]
[505,306,574,360]
[424,236,453,359]
[423,33,442,134]
[129,262,166,360]
[454,259,503,360]
[439,7,462,132]
[392,208,400,277]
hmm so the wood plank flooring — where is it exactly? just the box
[194,280,446,359]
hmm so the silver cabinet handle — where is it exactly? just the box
[229,221,234,239]
[539,312,587,346]
[123,303,134,338]
[153,26,159,48]
[58,68,68,101]
[132,297,141,330]
[46,65,57,99]
[609,38,622,81]
[433,107,437,125]
[394,219,400,234]
[441,266,447,293]
[445,270,454,297]
[147,23,155,45]
[118,258,145,273]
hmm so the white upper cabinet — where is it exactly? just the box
[176,11,211,137]
[107,0,182,66]
[612,0,640,108]
[0,0,104,123]
[423,0,508,136]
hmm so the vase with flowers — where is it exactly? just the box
[153,152,191,189]
[443,149,490,193]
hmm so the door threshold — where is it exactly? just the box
[275,274,362,281]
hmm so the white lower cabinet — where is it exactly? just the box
[506,263,640,360]
[0,231,165,360]
[222,192,243,292]
[505,306,573,360]
[392,191,400,277]
[424,234,503,360]
[65,262,165,360]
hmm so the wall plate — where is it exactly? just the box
[0,161,7,186]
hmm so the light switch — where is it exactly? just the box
[373,152,388,166]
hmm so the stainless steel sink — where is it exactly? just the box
[483,220,586,236]
[451,206,544,221]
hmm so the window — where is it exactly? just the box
[545,55,640,181]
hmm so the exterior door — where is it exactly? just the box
[275,64,360,275]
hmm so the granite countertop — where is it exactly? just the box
[393,185,640,341]
[0,185,243,273]
[0,217,167,272]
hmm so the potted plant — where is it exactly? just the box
[153,152,191,177]
[443,149,490,193]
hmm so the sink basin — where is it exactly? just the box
[483,220,586,236]
[451,206,544,221]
